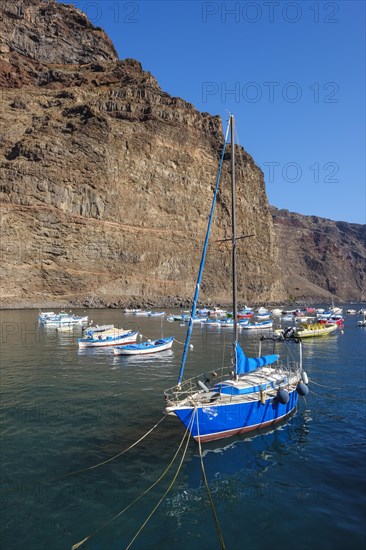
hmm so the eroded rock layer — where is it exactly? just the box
[0,0,285,307]
[271,207,366,302]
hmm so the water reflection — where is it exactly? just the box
[112,349,175,367]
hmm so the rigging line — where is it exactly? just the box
[51,416,167,483]
[125,410,196,550]
[177,120,231,386]
[71,413,195,550]
[196,410,227,550]
[221,328,227,369]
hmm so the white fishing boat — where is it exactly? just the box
[41,312,88,327]
[209,307,227,317]
[113,336,174,355]
[164,115,308,442]
[82,324,115,333]
[256,313,271,320]
[38,311,56,321]
[358,312,366,327]
[242,320,273,330]
[172,314,190,322]
[282,314,294,322]
[197,308,210,316]
[78,329,138,348]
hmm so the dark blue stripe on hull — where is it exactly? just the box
[173,391,299,442]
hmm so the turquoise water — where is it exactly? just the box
[1,308,365,549]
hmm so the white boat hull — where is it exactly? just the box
[114,338,174,355]
[78,331,137,348]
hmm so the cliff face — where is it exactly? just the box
[0,0,285,307]
[271,208,366,302]
[0,0,118,63]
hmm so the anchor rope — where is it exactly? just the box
[3,416,166,504]
[53,416,166,482]
[125,410,195,550]
[139,332,186,346]
[309,378,341,390]
[71,413,195,550]
[196,410,227,550]
[173,338,187,345]
[308,389,337,400]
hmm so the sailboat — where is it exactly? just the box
[164,115,308,442]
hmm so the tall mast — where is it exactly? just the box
[230,115,238,348]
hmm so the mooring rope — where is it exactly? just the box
[309,378,341,390]
[139,332,186,345]
[173,338,187,345]
[52,416,166,482]
[309,389,337,401]
[125,410,195,550]
[71,412,195,550]
[196,410,227,550]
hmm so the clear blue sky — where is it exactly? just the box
[61,0,365,224]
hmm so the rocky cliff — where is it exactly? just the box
[271,207,366,302]
[0,0,285,307]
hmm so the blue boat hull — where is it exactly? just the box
[172,390,299,442]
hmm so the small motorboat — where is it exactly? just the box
[294,323,338,338]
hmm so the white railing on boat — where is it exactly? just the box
[164,360,301,408]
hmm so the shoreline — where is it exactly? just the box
[1,297,364,311]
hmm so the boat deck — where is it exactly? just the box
[165,364,301,409]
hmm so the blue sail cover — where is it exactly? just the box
[235,342,279,375]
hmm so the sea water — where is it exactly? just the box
[1,308,365,550]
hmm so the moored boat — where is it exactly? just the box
[237,309,254,319]
[319,315,343,326]
[294,322,338,338]
[242,320,273,330]
[209,307,227,317]
[82,324,115,333]
[78,329,138,348]
[163,115,308,442]
[41,312,88,327]
[358,312,366,326]
[114,336,174,355]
